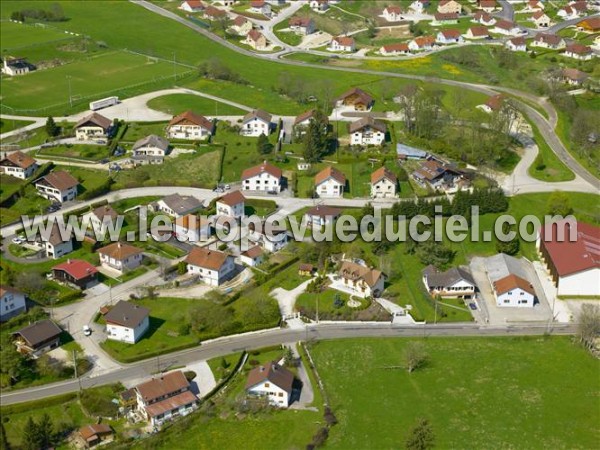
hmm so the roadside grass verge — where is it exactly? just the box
[528,122,575,182]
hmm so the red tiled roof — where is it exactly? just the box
[289,17,313,27]
[1,151,36,169]
[485,94,504,111]
[496,19,517,30]
[532,11,547,20]
[440,29,461,39]
[577,17,600,31]
[75,112,112,130]
[37,170,79,191]
[217,190,245,207]
[434,12,459,20]
[335,87,373,105]
[469,26,489,37]
[241,245,263,259]
[371,166,397,184]
[493,274,535,296]
[315,166,346,186]
[98,242,143,260]
[349,116,386,134]
[412,35,436,48]
[53,259,98,280]
[185,247,229,270]
[509,36,526,46]
[241,161,282,180]
[136,371,190,403]
[333,35,355,46]
[145,390,197,418]
[381,42,409,53]
[566,43,592,55]
[384,5,402,14]
[78,424,112,441]
[168,110,213,131]
[233,15,249,26]
[205,6,226,18]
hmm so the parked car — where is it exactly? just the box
[83,325,92,336]
[224,184,231,190]
[267,190,278,195]
[11,236,24,244]
[100,158,109,164]
[469,303,477,311]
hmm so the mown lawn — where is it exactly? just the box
[0,118,34,134]
[0,20,73,48]
[37,144,111,162]
[311,336,600,449]
[146,93,247,116]
[528,121,575,182]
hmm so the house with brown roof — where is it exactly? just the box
[482,253,538,308]
[167,111,214,140]
[12,319,62,357]
[436,28,463,44]
[33,221,74,259]
[174,214,211,242]
[422,265,476,299]
[537,219,600,296]
[561,68,589,86]
[433,12,459,25]
[438,0,461,13]
[240,245,264,267]
[371,167,397,198]
[349,117,387,146]
[505,36,526,52]
[411,159,464,191]
[204,5,226,20]
[134,370,198,426]
[492,19,522,36]
[35,170,79,203]
[289,17,315,35]
[577,17,600,32]
[216,190,245,218]
[293,109,328,138]
[466,26,490,40]
[478,94,504,113]
[241,109,272,137]
[230,15,252,35]
[338,260,385,298]
[564,43,593,61]
[558,1,587,19]
[478,0,498,13]
[382,5,403,22]
[335,87,374,111]
[531,11,550,28]
[304,205,342,227]
[521,0,543,13]
[75,113,113,142]
[246,361,295,407]
[83,204,119,237]
[241,161,283,193]
[0,151,38,179]
[531,33,565,50]
[179,0,206,12]
[328,35,356,52]
[314,166,346,198]
[472,10,495,26]
[98,242,144,273]
[132,135,170,165]
[247,221,289,252]
[379,42,410,56]
[250,0,271,16]
[408,35,436,52]
[76,424,113,448]
[52,259,98,289]
[105,300,150,343]
[154,193,203,218]
[245,29,268,50]
[185,247,234,286]
[0,285,27,322]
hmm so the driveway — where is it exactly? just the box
[271,278,313,317]
[287,343,317,411]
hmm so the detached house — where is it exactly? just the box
[304,205,342,227]
[12,320,62,358]
[577,17,600,32]
[412,160,463,190]
[241,161,283,193]
[245,29,268,50]
[466,26,490,40]
[478,94,504,113]
[382,5,403,22]
[483,253,538,308]
[564,43,594,60]
[408,35,436,52]
[0,151,38,179]
[241,109,272,137]
[52,259,98,289]
[74,113,112,142]
[349,117,387,146]
[410,0,429,13]
[132,135,170,165]
[84,204,119,236]
[478,0,498,12]
[204,6,226,20]
[558,2,587,19]
[104,300,150,344]
[309,0,329,12]
[522,0,544,13]
[35,170,79,203]
[335,87,374,111]
[338,260,384,298]
[230,16,252,35]
[493,20,522,36]
[179,0,205,12]
[1,57,35,76]
[436,29,463,44]
[76,424,114,449]
[98,242,144,273]
[505,36,526,52]
[315,166,346,198]
[167,111,214,141]
[154,193,203,218]
[135,371,198,426]
[0,286,27,322]
[437,0,461,14]
[185,247,235,286]
[433,12,459,25]
[380,42,410,56]
[472,11,495,26]
[422,265,476,299]
[370,167,397,198]
[216,190,245,218]
[328,36,355,52]
[240,245,264,267]
[39,222,73,259]
[247,221,289,252]
[246,361,294,407]
[561,68,589,86]
[531,33,565,50]
[531,11,550,28]
[289,17,315,35]
[250,0,271,16]
[293,109,328,138]
[174,214,211,242]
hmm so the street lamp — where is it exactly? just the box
[66,75,73,108]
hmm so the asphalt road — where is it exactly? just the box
[0,321,576,405]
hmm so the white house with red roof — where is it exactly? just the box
[167,111,214,140]
[537,220,600,296]
[328,36,355,52]
[0,151,38,179]
[230,16,252,35]
[382,5,403,22]
[531,11,551,28]
[216,190,245,218]
[98,242,143,273]
[35,170,79,203]
[250,0,271,16]
[52,259,98,289]
[436,29,463,44]
[179,0,205,12]
[241,109,272,137]
[185,247,234,286]
[493,274,536,307]
[241,161,283,192]
[493,20,522,36]
[314,166,346,198]
[371,167,397,198]
[240,245,264,267]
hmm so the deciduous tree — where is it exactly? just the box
[577,303,600,352]
[405,418,435,450]
[403,342,428,373]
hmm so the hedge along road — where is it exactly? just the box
[132,0,598,190]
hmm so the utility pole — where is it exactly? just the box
[173,52,176,79]
[67,76,72,108]
[73,350,82,391]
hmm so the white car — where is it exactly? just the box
[83,325,92,336]
[11,237,24,244]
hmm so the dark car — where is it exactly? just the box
[100,158,109,164]
[267,190,278,195]
[469,303,477,311]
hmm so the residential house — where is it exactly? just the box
[241,161,283,193]
[349,117,387,146]
[577,17,600,32]
[185,247,235,286]
[154,193,203,218]
[412,159,463,190]
[245,29,268,50]
[104,300,150,344]
[437,0,462,14]
[433,12,459,25]
[12,320,62,357]
[299,263,316,276]
[396,143,428,160]
[52,259,98,289]
[74,113,112,142]
[166,110,214,140]
[304,205,342,227]
[537,219,600,296]
[132,135,170,165]
[35,170,79,203]
[522,0,543,13]
[174,214,211,242]
[505,36,527,52]
[37,222,73,259]
[478,94,504,113]
[370,166,397,198]
[1,57,35,76]
[216,190,245,218]
[531,11,550,28]
[250,0,271,16]
[0,286,27,322]
[76,424,114,449]
[179,0,205,12]
[0,151,38,179]
[240,245,264,267]
[493,20,522,36]
[98,242,144,273]
[309,0,329,12]
[379,42,410,56]
[293,109,328,138]
[466,26,490,39]
[328,36,356,52]
[314,166,346,198]
[422,265,476,299]
[472,11,496,26]
[531,33,565,50]
[289,17,315,35]
[135,371,198,426]
[409,0,429,13]
[246,361,294,407]
[84,204,119,237]
[241,109,272,136]
[335,87,374,111]
[482,253,538,308]
[564,43,594,60]
[558,1,587,19]
[478,0,498,12]
[408,35,436,51]
[436,29,464,44]
[204,5,227,20]
[338,260,385,298]
[561,68,589,86]
[230,16,252,35]
[382,5,403,22]
[247,221,289,252]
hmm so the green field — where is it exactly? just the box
[146,94,247,116]
[311,337,600,449]
[0,118,35,134]
[0,20,73,48]
[37,143,110,161]
[529,122,575,182]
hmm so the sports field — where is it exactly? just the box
[0,20,74,48]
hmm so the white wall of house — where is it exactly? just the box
[46,240,73,259]
[106,316,149,344]
[174,224,211,242]
[216,201,245,218]
[242,173,281,192]
[350,128,385,146]
[0,164,37,179]
[247,381,289,407]
[425,278,475,298]
[327,40,355,52]
[558,268,600,297]
[167,124,211,140]
[36,184,77,203]
[371,178,396,198]
[248,231,288,252]
[341,275,384,298]
[241,118,270,137]
[496,288,535,307]
[76,126,106,141]
[240,253,263,267]
[564,51,592,61]
[0,291,26,321]
[100,253,142,272]
[383,9,402,22]
[316,178,344,198]
[187,257,234,286]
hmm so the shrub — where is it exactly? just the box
[184,371,196,381]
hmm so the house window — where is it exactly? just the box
[504,299,510,304]
[278,393,283,397]
[264,383,270,388]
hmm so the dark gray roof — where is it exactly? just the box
[161,194,202,214]
[104,300,149,328]
[132,135,169,152]
[484,253,529,283]
[396,143,428,158]
[13,320,62,347]
[423,266,475,289]
[243,109,272,124]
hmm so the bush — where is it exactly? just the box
[184,371,196,381]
